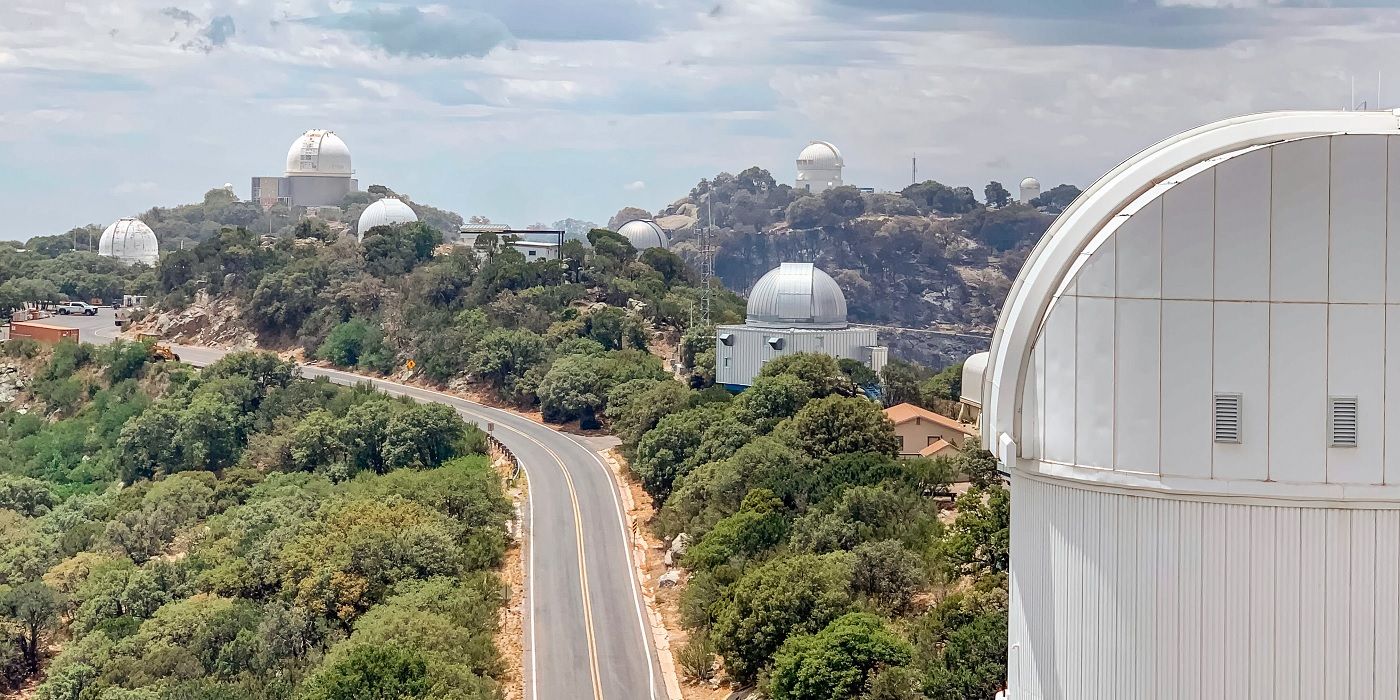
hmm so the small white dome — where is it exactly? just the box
[99,218,160,266]
[285,130,353,178]
[617,219,670,251]
[1021,176,1041,189]
[797,141,844,169]
[746,262,848,329]
[357,198,418,239]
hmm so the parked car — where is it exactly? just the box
[57,302,98,316]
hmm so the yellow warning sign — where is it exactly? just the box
[406,359,416,371]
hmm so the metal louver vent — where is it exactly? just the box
[1212,393,1242,444]
[1329,396,1359,448]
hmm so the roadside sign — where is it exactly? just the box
[406,359,416,371]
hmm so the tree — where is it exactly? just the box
[984,181,1011,209]
[921,362,963,403]
[941,483,1011,578]
[0,476,56,517]
[785,197,825,229]
[880,360,924,407]
[1,582,61,674]
[787,396,900,460]
[731,373,812,432]
[911,583,1009,700]
[538,354,606,426]
[1030,183,1083,214]
[683,489,789,571]
[632,406,722,499]
[851,540,925,613]
[821,186,867,220]
[760,353,853,398]
[765,613,914,700]
[712,552,855,684]
[382,403,468,471]
[604,379,691,451]
[900,181,977,215]
[302,644,430,700]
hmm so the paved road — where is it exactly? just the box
[33,308,668,700]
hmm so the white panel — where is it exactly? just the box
[1329,135,1388,303]
[1225,506,1249,698]
[1328,304,1384,484]
[1276,508,1302,700]
[1201,506,1227,697]
[1077,238,1116,297]
[1271,137,1331,303]
[1325,511,1350,699]
[1178,501,1203,698]
[1248,508,1275,700]
[1115,299,1161,473]
[1375,512,1399,698]
[1213,302,1269,480]
[1388,136,1400,303]
[1269,304,1327,483]
[1162,170,1216,300]
[1075,297,1114,469]
[1117,198,1163,299]
[1022,340,1042,461]
[1161,301,1213,477]
[1387,307,1400,485]
[1042,300,1077,464]
[1213,149,1272,301]
[1351,511,1375,700]
[1299,509,1326,698]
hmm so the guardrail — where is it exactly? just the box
[483,423,522,482]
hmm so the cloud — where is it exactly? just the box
[160,7,199,25]
[182,15,235,52]
[624,180,646,191]
[300,7,515,59]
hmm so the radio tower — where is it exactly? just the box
[700,193,716,325]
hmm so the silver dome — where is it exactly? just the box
[357,198,418,240]
[99,218,160,266]
[617,219,670,251]
[745,262,848,329]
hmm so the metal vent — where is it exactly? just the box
[1329,396,1359,448]
[1212,393,1242,444]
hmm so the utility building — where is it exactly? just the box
[716,262,886,389]
[978,110,1400,699]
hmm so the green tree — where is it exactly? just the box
[1,581,61,674]
[683,489,789,571]
[537,354,606,426]
[880,360,924,407]
[851,540,925,613]
[0,476,56,517]
[712,552,855,684]
[786,395,900,460]
[765,613,914,700]
[984,181,1011,209]
[731,373,812,432]
[302,643,430,699]
[941,485,1010,578]
[921,362,963,403]
[383,404,468,471]
[604,379,691,452]
[760,353,853,398]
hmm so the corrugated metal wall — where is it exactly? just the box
[715,325,879,386]
[1010,472,1400,699]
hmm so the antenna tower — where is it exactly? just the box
[700,193,716,325]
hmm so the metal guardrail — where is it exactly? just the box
[483,423,522,482]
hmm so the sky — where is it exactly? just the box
[4,0,1400,239]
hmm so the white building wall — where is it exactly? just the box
[714,325,880,387]
[1009,472,1400,700]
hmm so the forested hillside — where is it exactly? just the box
[644,168,1078,367]
[611,352,1010,699]
[0,343,510,698]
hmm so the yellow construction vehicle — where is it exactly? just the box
[138,333,181,362]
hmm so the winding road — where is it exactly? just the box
[33,309,670,700]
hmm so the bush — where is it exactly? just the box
[676,632,718,683]
[1,338,39,359]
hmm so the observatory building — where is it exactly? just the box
[978,110,1400,698]
[716,262,886,389]
[356,198,418,240]
[795,141,844,194]
[251,130,358,208]
[98,217,159,266]
[616,219,670,251]
[1018,176,1041,204]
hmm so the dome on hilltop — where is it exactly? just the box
[617,219,670,251]
[745,262,848,329]
[797,141,843,169]
[285,130,353,177]
[357,198,418,240]
[1021,176,1041,189]
[99,218,160,266]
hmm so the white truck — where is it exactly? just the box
[57,302,98,316]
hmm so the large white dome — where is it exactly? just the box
[797,141,843,169]
[1020,176,1041,189]
[99,218,159,266]
[285,130,352,178]
[357,198,418,239]
[616,219,669,251]
[745,262,847,329]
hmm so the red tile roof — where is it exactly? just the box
[884,403,976,436]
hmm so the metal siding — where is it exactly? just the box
[1160,300,1213,477]
[1077,237,1116,297]
[1270,303,1328,483]
[1325,511,1351,698]
[1075,297,1114,469]
[1388,136,1400,304]
[1271,137,1331,302]
[1213,301,1269,480]
[1329,135,1388,304]
[1214,147,1273,301]
[1276,507,1302,700]
[1162,169,1216,300]
[1249,507,1275,700]
[1328,304,1385,484]
[1116,198,1164,299]
[1115,299,1161,473]
[1352,510,1376,700]
[1376,511,1400,698]
[1043,300,1077,464]
[1300,508,1326,698]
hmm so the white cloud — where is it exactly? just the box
[624,180,646,191]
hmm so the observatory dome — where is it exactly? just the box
[745,262,847,329]
[1020,176,1040,189]
[357,198,418,239]
[99,218,159,266]
[285,130,352,177]
[797,141,843,169]
[617,219,670,251]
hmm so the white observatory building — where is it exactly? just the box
[357,198,418,240]
[716,262,886,389]
[251,130,358,208]
[977,110,1400,698]
[98,218,160,266]
[616,219,670,251]
[795,141,844,194]
[1019,176,1042,204]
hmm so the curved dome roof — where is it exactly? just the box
[285,130,352,178]
[99,218,159,266]
[1020,176,1041,189]
[357,198,418,239]
[746,262,847,329]
[797,141,844,169]
[617,219,670,251]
